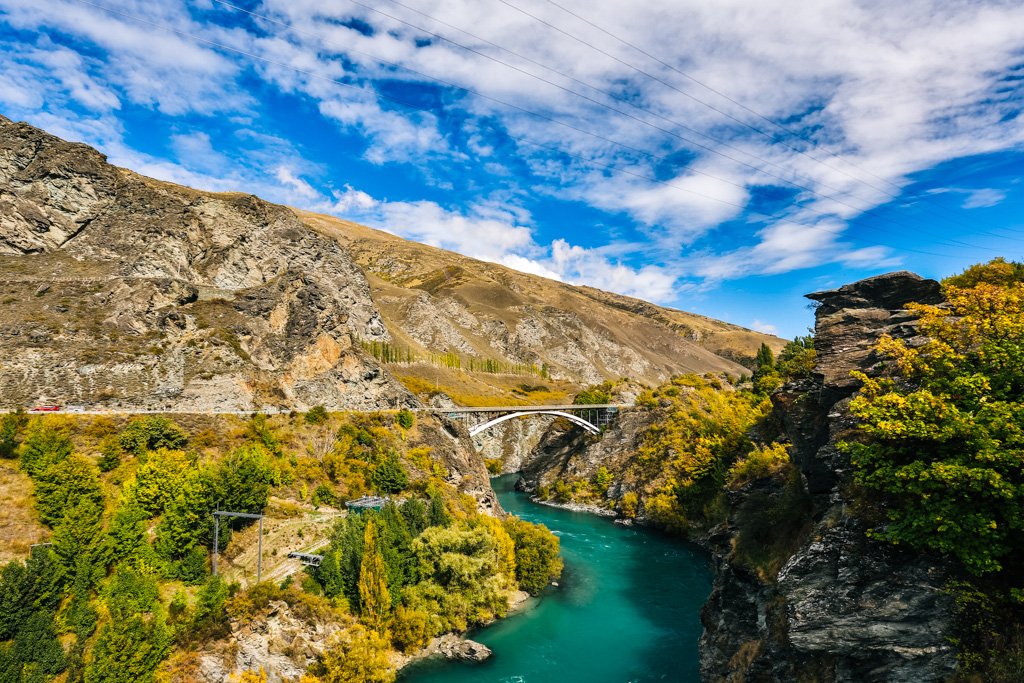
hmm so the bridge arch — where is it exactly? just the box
[468,410,600,437]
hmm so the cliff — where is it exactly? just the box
[516,271,959,681]
[698,271,956,682]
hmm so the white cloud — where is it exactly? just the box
[961,188,1007,209]
[751,320,779,335]
[1,0,1022,297]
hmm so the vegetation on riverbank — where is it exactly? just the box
[535,337,814,546]
[0,410,561,682]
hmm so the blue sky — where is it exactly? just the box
[1,0,1022,338]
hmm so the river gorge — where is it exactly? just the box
[404,474,713,682]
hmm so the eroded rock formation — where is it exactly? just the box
[699,271,955,682]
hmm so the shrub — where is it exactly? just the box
[727,443,791,489]
[305,405,329,425]
[118,416,187,456]
[395,409,414,430]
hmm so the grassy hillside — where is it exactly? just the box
[299,210,785,405]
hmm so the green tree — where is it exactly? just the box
[130,449,190,516]
[215,445,274,514]
[358,520,391,631]
[191,574,230,635]
[370,453,409,494]
[305,405,329,425]
[102,567,159,619]
[751,343,782,394]
[52,495,106,575]
[34,454,103,527]
[84,613,171,683]
[155,468,215,564]
[845,262,1024,574]
[19,421,72,479]
[105,500,150,566]
[12,610,66,676]
[118,416,187,457]
[504,517,563,595]
[427,490,451,528]
[399,499,428,537]
[776,335,816,380]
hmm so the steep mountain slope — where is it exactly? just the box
[0,115,404,411]
[301,211,783,399]
[0,116,782,410]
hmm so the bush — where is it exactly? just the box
[118,416,187,456]
[727,443,791,489]
[305,405,329,425]
[395,409,415,430]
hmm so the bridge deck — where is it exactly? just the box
[424,403,628,413]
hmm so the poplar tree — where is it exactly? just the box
[357,520,391,632]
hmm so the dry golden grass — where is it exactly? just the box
[393,366,570,407]
[0,460,49,563]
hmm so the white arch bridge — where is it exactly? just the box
[428,404,627,437]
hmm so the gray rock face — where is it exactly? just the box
[700,271,956,682]
[0,115,409,411]
[428,634,492,662]
[807,271,942,393]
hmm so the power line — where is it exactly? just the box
[542,0,1024,238]
[502,0,1022,240]
[337,0,1016,251]
[207,0,1001,253]
[365,0,930,214]
[65,0,970,261]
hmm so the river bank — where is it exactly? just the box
[401,474,713,682]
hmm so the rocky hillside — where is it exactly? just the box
[0,116,405,411]
[301,211,783,398]
[0,116,781,411]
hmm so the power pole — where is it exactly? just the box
[212,510,265,584]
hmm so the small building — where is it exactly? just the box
[345,495,390,512]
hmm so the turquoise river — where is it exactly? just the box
[402,474,713,683]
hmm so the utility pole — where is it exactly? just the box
[212,510,265,584]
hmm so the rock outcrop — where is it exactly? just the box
[0,115,410,411]
[700,271,956,682]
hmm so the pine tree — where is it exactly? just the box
[19,421,73,478]
[370,453,408,494]
[427,491,451,528]
[357,520,391,631]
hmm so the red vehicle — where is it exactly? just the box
[31,405,61,412]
